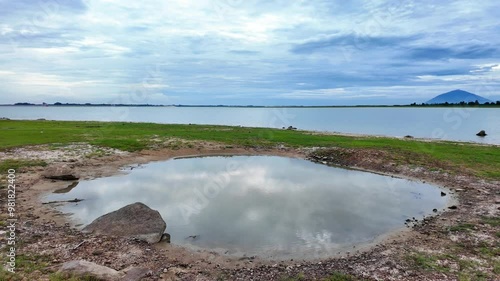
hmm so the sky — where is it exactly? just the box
[0,0,499,105]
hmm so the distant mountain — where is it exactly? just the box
[426,89,492,104]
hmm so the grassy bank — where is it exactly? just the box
[1,120,499,179]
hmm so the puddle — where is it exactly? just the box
[44,156,450,260]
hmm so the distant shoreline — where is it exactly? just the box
[1,104,499,108]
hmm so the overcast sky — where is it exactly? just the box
[0,0,499,105]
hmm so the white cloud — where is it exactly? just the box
[281,88,348,99]
[0,0,499,104]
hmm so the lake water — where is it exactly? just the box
[1,106,499,144]
[44,156,449,260]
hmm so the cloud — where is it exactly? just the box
[470,63,500,73]
[229,50,260,55]
[0,0,499,105]
[406,45,498,60]
[291,34,418,54]
[0,0,87,17]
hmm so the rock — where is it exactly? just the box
[58,260,123,280]
[161,233,171,243]
[121,267,153,281]
[54,181,79,194]
[432,208,438,212]
[476,130,487,137]
[448,205,458,210]
[82,202,166,243]
[440,191,447,197]
[42,164,79,181]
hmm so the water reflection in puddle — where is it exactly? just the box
[45,156,449,259]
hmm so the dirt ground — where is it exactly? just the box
[0,141,498,280]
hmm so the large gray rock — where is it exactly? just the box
[58,260,123,280]
[82,202,166,243]
[42,164,79,180]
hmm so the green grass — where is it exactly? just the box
[16,254,52,274]
[448,223,475,232]
[1,120,499,179]
[0,159,47,173]
[458,271,490,281]
[406,252,445,272]
[477,242,500,258]
[0,268,22,281]
[481,216,500,227]
[406,249,499,280]
[493,261,500,275]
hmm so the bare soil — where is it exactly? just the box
[0,142,498,280]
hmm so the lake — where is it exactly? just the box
[44,156,449,260]
[1,106,499,144]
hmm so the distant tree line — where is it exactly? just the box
[409,100,500,107]
[52,102,162,106]
[14,102,35,105]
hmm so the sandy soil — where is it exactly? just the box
[0,141,498,280]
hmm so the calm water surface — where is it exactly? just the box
[1,106,498,144]
[45,156,449,259]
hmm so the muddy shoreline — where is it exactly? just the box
[1,142,498,280]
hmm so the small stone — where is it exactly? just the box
[476,130,487,137]
[448,205,458,210]
[161,233,171,243]
[441,191,447,197]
